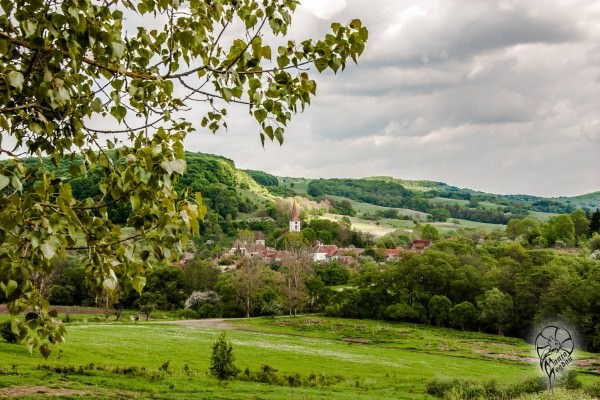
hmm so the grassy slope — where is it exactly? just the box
[0,316,598,399]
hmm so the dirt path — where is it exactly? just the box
[160,318,236,330]
[0,386,88,398]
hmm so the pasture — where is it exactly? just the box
[0,316,598,399]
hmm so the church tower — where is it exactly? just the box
[289,202,301,232]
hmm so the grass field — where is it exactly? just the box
[0,315,598,399]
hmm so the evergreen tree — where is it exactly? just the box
[210,332,239,381]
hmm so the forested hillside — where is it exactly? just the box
[301,178,598,225]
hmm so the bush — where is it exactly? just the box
[586,380,600,398]
[254,364,282,385]
[0,320,18,344]
[426,377,545,400]
[558,370,582,390]
[506,377,546,397]
[48,285,74,306]
[209,332,239,381]
[176,308,200,319]
[185,290,220,310]
[385,303,421,322]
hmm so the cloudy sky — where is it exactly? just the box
[185,0,600,197]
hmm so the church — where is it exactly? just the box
[289,202,301,232]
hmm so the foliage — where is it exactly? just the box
[0,320,18,344]
[245,170,279,187]
[449,301,478,331]
[306,178,518,224]
[421,224,440,241]
[181,258,221,292]
[425,377,545,400]
[308,178,414,206]
[543,215,576,246]
[429,295,452,326]
[185,290,221,310]
[477,288,514,336]
[0,0,367,356]
[209,332,239,381]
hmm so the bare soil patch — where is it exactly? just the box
[163,318,234,330]
[0,386,87,398]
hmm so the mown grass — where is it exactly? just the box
[0,316,598,399]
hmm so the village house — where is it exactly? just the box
[409,239,432,253]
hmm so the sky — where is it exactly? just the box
[184,0,600,197]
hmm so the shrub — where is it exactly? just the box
[586,380,600,398]
[558,370,582,390]
[209,332,239,381]
[176,308,200,319]
[385,303,420,322]
[48,285,74,306]
[254,364,282,385]
[185,290,221,310]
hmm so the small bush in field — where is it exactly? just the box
[209,332,239,381]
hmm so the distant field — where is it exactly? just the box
[326,195,429,219]
[322,213,397,238]
[0,316,598,399]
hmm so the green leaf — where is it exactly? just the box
[1,279,18,297]
[103,276,117,293]
[132,276,146,294]
[222,88,232,102]
[40,344,51,359]
[91,98,103,112]
[112,42,125,58]
[7,71,24,91]
[314,58,328,72]
[11,176,22,191]
[254,109,267,123]
[0,175,9,190]
[170,159,186,175]
[41,242,56,259]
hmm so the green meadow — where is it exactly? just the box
[0,316,598,399]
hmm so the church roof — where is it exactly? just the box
[290,202,299,221]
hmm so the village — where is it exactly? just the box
[220,203,432,266]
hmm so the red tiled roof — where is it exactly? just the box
[410,240,432,249]
[313,245,338,257]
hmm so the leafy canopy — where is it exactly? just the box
[0,0,367,357]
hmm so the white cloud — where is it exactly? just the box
[181,0,600,197]
[299,0,348,19]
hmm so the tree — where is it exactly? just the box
[506,217,540,243]
[0,0,367,356]
[449,301,478,331]
[543,215,575,246]
[429,295,452,327]
[421,224,440,241]
[209,332,239,382]
[234,256,264,318]
[430,208,450,222]
[280,250,312,317]
[478,288,514,336]
[570,209,589,243]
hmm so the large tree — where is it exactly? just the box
[0,0,367,356]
